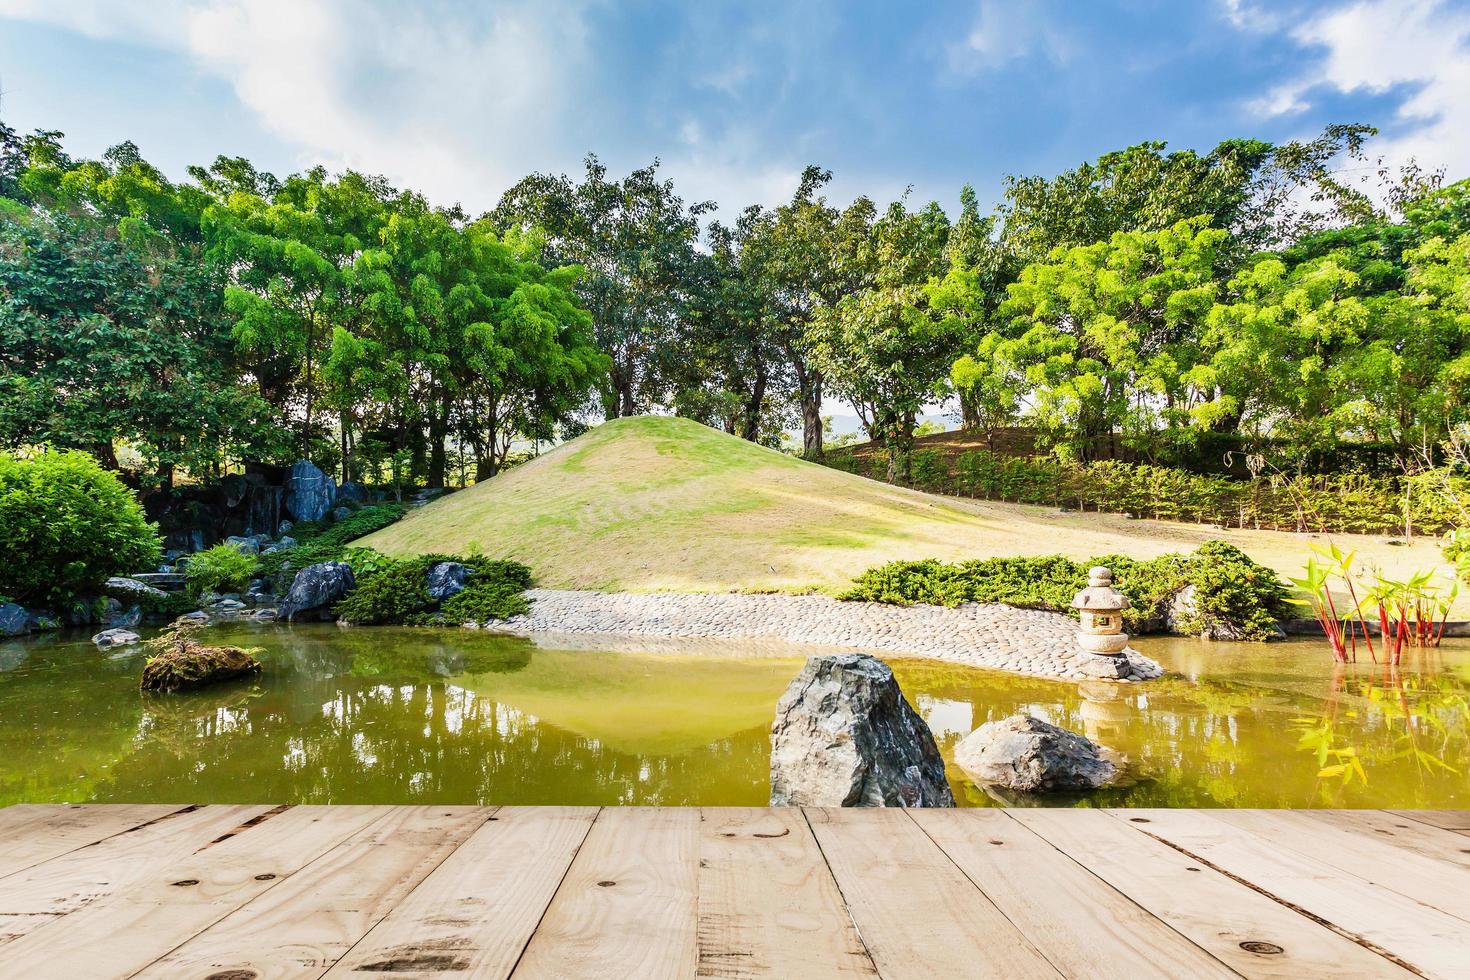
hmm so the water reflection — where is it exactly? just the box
[0,625,1466,808]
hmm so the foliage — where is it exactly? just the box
[493,155,708,420]
[184,543,258,598]
[0,210,269,481]
[0,448,161,604]
[1292,542,1458,664]
[841,541,1291,641]
[333,552,534,625]
[829,447,1467,536]
[254,503,408,581]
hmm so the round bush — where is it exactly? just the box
[0,449,163,604]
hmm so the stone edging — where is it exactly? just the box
[486,589,1164,683]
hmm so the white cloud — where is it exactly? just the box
[0,0,595,210]
[947,0,1071,75]
[1250,0,1470,176]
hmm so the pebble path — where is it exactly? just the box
[491,589,1165,683]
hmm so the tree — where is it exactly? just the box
[202,167,395,461]
[492,156,710,418]
[1000,126,1377,266]
[738,167,873,456]
[976,217,1227,459]
[809,197,959,481]
[0,210,264,482]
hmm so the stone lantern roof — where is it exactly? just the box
[1071,566,1131,611]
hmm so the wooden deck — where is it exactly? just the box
[1,806,1468,978]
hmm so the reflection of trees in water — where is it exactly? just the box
[98,674,771,806]
[0,638,148,803]
[892,654,1470,809]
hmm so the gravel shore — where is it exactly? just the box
[490,589,1164,682]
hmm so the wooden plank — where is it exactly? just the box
[0,804,385,976]
[1115,808,1470,977]
[325,806,597,979]
[1298,810,1470,871]
[696,807,875,978]
[1391,809,1470,836]
[0,803,186,880]
[912,808,1235,980]
[805,807,1061,979]
[133,805,491,979]
[0,804,271,947]
[1012,807,1416,978]
[1209,809,1470,924]
[512,806,699,980]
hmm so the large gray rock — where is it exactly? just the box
[104,576,168,603]
[770,654,954,807]
[0,603,30,637]
[337,481,368,504]
[107,601,143,629]
[92,628,141,650]
[285,459,337,523]
[955,715,1116,793]
[222,535,261,556]
[279,561,356,622]
[426,561,472,602]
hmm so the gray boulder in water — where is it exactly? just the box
[279,561,356,622]
[92,628,141,649]
[284,459,337,523]
[770,653,954,807]
[955,714,1116,793]
[0,603,30,637]
[426,561,472,602]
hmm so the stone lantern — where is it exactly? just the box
[1071,566,1130,657]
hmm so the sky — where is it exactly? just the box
[1,0,1468,222]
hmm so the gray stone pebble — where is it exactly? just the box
[490,590,1164,683]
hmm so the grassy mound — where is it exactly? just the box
[357,416,1459,601]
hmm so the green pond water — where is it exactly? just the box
[2,623,1468,808]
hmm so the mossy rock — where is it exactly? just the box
[140,645,263,693]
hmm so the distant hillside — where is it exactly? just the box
[358,415,1449,595]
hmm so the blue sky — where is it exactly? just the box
[0,0,1467,219]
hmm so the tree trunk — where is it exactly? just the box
[90,441,120,470]
[795,364,823,457]
[884,415,914,484]
[427,396,450,489]
[740,365,768,442]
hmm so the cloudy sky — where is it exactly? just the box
[1,0,1467,218]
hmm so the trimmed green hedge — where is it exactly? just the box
[333,552,534,626]
[826,448,1466,536]
[840,541,1291,641]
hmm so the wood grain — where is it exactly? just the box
[913,808,1235,980]
[135,805,490,979]
[0,804,383,976]
[512,806,699,980]
[696,806,875,978]
[325,806,596,979]
[1115,807,1470,977]
[806,807,1061,979]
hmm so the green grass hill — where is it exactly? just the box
[359,415,1455,598]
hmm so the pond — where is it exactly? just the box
[2,624,1468,808]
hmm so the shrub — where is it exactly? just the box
[826,447,1468,537]
[842,541,1291,641]
[333,553,534,626]
[0,449,162,604]
[333,555,436,625]
[184,543,259,597]
[440,561,534,623]
[255,503,408,581]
